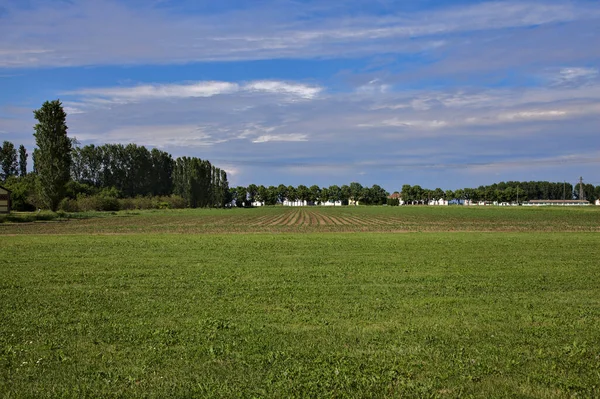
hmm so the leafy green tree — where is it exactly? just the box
[349,182,363,204]
[309,185,321,203]
[33,100,73,210]
[276,184,288,203]
[340,185,351,203]
[401,185,412,202]
[247,184,258,204]
[368,184,388,205]
[328,185,341,202]
[1,141,19,180]
[296,185,309,202]
[18,145,27,177]
[286,185,297,201]
[265,186,278,205]
[320,187,330,202]
[236,186,247,207]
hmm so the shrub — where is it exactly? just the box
[76,194,120,212]
[58,198,80,212]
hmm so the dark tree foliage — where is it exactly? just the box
[70,143,176,197]
[18,144,27,177]
[33,100,72,211]
[172,157,229,208]
[1,141,19,180]
[399,181,590,203]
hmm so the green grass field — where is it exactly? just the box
[1,207,600,398]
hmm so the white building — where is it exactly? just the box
[321,200,343,206]
[283,199,308,206]
[251,201,265,207]
[428,199,448,206]
[524,200,590,206]
[596,199,600,206]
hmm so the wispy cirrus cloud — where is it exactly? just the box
[552,67,599,86]
[252,134,308,143]
[65,80,323,105]
[1,0,599,68]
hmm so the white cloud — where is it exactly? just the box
[498,110,568,121]
[356,79,391,95]
[76,124,231,148]
[66,80,323,106]
[243,81,322,100]
[1,1,598,67]
[252,134,308,143]
[68,81,240,103]
[553,67,599,85]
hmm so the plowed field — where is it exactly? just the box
[2,205,600,235]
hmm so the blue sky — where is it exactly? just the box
[1,0,599,191]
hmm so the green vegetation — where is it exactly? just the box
[1,207,599,397]
[2,205,600,233]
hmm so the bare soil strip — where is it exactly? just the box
[251,214,276,225]
[318,213,337,226]
[327,215,347,225]
[286,209,302,226]
[312,211,328,226]
[301,209,311,226]
[344,215,372,225]
[308,211,319,226]
[267,212,290,226]
[278,209,297,226]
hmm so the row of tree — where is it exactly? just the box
[2,100,230,211]
[399,181,600,203]
[230,182,389,206]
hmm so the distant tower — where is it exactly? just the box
[579,176,584,200]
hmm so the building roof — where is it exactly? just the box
[388,192,401,199]
[0,184,12,193]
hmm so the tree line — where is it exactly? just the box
[1,100,230,211]
[399,181,600,203]
[229,182,389,207]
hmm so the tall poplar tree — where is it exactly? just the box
[18,145,28,176]
[33,100,72,211]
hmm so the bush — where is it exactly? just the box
[76,194,120,212]
[159,195,187,209]
[58,198,80,212]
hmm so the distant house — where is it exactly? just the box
[251,201,265,207]
[0,185,11,213]
[428,199,448,206]
[388,192,405,205]
[321,200,343,206]
[596,199,600,206]
[283,199,308,207]
[524,200,590,206]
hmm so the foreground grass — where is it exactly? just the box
[1,233,599,398]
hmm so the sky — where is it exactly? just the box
[1,0,599,191]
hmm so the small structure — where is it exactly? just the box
[0,185,11,213]
[596,199,600,206]
[321,200,343,206]
[283,199,308,207]
[428,198,448,206]
[251,201,265,207]
[524,200,590,206]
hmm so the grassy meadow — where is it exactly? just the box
[1,206,600,398]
